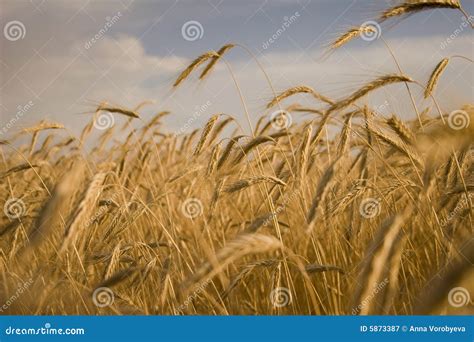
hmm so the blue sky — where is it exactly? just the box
[1,0,473,137]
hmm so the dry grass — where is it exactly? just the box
[0,2,473,316]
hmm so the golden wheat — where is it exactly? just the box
[0,1,472,316]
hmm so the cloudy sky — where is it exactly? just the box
[0,0,473,138]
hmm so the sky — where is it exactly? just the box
[0,0,473,139]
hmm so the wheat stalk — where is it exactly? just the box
[380,1,461,21]
[330,25,379,50]
[351,214,406,315]
[22,121,64,133]
[199,44,235,80]
[267,86,334,109]
[386,115,415,145]
[97,104,141,119]
[224,176,286,194]
[306,157,341,233]
[194,115,219,156]
[173,51,219,87]
[221,259,278,299]
[207,143,221,176]
[61,172,107,251]
[424,58,449,98]
[328,74,413,114]
[183,234,282,290]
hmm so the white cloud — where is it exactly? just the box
[0,29,472,140]
[0,35,187,133]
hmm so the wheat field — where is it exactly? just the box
[0,1,473,316]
